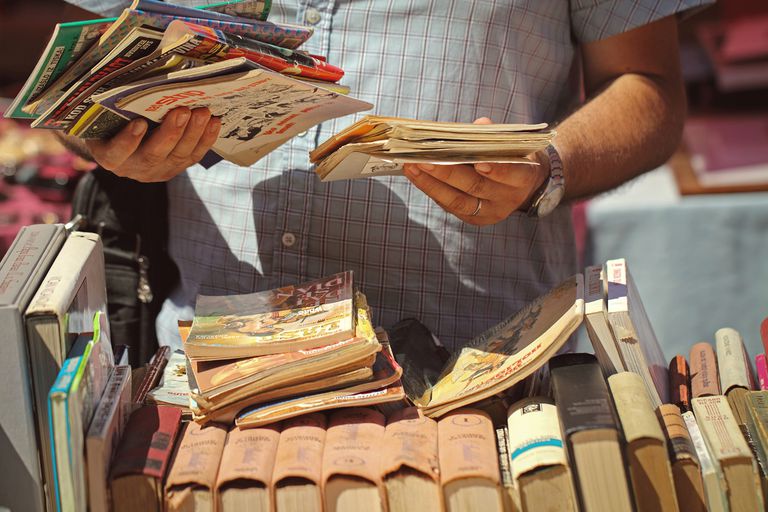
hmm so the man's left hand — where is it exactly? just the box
[402,118,549,226]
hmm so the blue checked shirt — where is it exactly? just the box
[67,0,710,351]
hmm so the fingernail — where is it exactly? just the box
[417,163,434,172]
[176,110,190,128]
[208,118,221,133]
[194,113,207,127]
[130,120,146,136]
[475,163,492,173]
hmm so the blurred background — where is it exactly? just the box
[1,0,768,359]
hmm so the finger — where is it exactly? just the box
[417,162,501,200]
[86,118,147,170]
[168,107,211,161]
[474,160,542,190]
[473,117,493,125]
[404,165,482,217]
[135,107,191,165]
[189,117,222,162]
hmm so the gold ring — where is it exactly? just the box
[470,198,482,216]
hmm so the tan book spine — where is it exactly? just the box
[715,328,753,393]
[690,342,720,397]
[609,372,679,512]
[322,408,385,484]
[215,424,281,493]
[692,395,764,511]
[437,408,502,511]
[380,407,439,482]
[273,412,326,485]
[165,422,228,511]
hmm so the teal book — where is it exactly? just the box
[47,312,114,512]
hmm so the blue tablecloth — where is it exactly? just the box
[581,166,768,365]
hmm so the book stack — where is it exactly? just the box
[179,271,407,427]
[309,115,555,182]
[4,0,372,166]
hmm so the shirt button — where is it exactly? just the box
[305,7,322,25]
[281,232,297,247]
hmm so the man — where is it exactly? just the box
[60,0,710,351]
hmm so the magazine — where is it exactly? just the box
[310,115,554,181]
[3,18,114,119]
[415,274,584,417]
[184,272,358,359]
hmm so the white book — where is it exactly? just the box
[24,231,108,509]
[715,327,754,393]
[683,410,728,512]
[0,224,66,512]
[605,258,668,407]
[583,265,625,376]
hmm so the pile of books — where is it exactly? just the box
[5,219,768,512]
[180,271,407,426]
[4,0,372,166]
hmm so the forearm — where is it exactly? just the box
[555,70,685,201]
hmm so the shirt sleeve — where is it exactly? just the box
[63,0,131,17]
[570,0,715,43]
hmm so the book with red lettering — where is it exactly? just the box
[109,405,183,512]
[106,56,370,166]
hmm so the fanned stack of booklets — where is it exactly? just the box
[181,271,406,426]
[4,0,372,166]
[309,115,555,181]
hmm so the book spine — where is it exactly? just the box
[689,342,720,397]
[761,317,768,357]
[715,327,752,392]
[0,224,61,304]
[669,355,691,412]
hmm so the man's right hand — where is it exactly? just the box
[84,106,221,183]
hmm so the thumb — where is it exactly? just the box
[473,117,493,125]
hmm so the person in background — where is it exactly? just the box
[57,0,712,352]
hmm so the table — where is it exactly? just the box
[579,165,768,365]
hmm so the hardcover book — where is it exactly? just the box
[164,422,228,512]
[110,405,183,512]
[0,224,66,512]
[216,423,281,512]
[550,353,634,512]
[437,409,503,512]
[669,355,692,412]
[381,407,441,512]
[272,413,327,512]
[689,342,720,398]
[24,231,107,510]
[608,372,680,512]
[322,408,387,512]
[506,397,578,512]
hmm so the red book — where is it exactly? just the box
[669,355,691,412]
[761,317,768,356]
[110,405,182,512]
[757,354,768,391]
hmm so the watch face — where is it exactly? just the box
[537,187,565,217]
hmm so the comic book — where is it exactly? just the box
[4,18,114,119]
[415,274,584,418]
[184,272,359,360]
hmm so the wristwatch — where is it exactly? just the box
[527,144,565,217]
